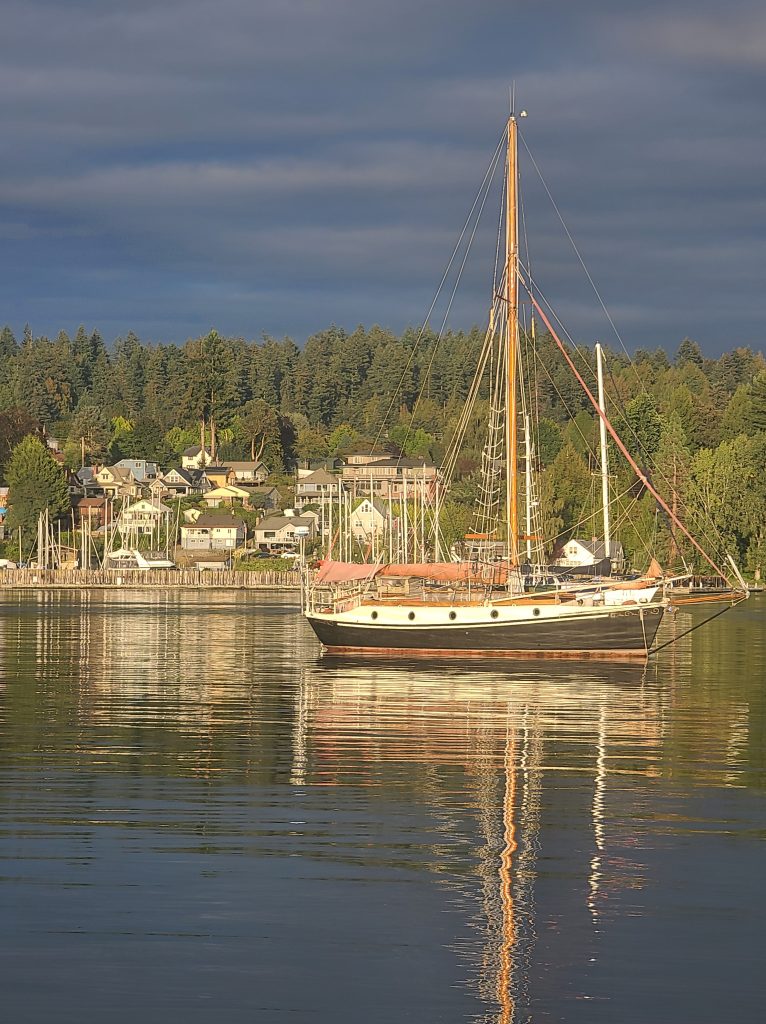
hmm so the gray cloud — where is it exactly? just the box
[0,0,764,352]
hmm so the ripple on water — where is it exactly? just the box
[0,590,764,1023]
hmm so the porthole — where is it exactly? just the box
[449,611,457,620]
[490,610,499,619]
[371,611,378,620]
[408,611,416,621]
[532,608,541,617]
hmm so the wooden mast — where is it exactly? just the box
[505,113,519,563]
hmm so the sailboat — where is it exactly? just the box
[303,109,747,659]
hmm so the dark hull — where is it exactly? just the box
[307,606,664,659]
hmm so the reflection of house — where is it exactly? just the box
[253,514,316,551]
[226,461,270,484]
[341,456,438,500]
[72,497,112,529]
[203,485,252,508]
[295,468,340,509]
[118,498,172,535]
[159,467,205,496]
[114,459,159,482]
[181,445,212,470]
[350,497,392,542]
[553,538,625,573]
[180,513,246,551]
[94,465,142,499]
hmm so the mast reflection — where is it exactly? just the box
[297,657,661,1021]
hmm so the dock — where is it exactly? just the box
[0,567,300,590]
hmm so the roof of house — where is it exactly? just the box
[122,498,172,514]
[569,538,625,560]
[114,458,158,480]
[298,469,338,485]
[182,445,210,457]
[226,461,267,472]
[256,515,314,531]
[355,496,391,516]
[365,456,436,469]
[99,465,136,484]
[203,484,251,498]
[72,497,108,508]
[163,467,197,484]
[342,444,397,458]
[183,513,245,530]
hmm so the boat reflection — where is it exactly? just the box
[295,657,663,1021]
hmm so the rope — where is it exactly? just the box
[649,596,748,655]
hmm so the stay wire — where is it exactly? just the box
[372,130,506,456]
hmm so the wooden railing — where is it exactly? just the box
[0,568,300,589]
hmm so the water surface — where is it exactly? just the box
[1,591,764,1022]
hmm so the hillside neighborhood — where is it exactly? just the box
[0,438,441,570]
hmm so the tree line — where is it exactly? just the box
[0,323,765,572]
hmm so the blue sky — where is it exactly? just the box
[1,0,764,354]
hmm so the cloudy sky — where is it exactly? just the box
[1,0,764,353]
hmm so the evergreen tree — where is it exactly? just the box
[0,408,41,481]
[0,326,18,362]
[68,403,113,464]
[675,337,704,368]
[749,371,766,434]
[114,417,171,464]
[5,435,70,540]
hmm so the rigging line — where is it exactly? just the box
[400,138,504,458]
[441,329,493,477]
[528,269,734,561]
[372,131,506,454]
[601,345,734,566]
[608,493,659,569]
[441,296,504,481]
[526,333,602,463]
[518,128,635,374]
[649,597,748,656]
[524,277,740,585]
[519,123,723,494]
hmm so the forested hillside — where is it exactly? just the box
[1,323,765,571]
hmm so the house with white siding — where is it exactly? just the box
[252,513,317,552]
[180,513,246,551]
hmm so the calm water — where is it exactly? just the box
[1,591,764,1023]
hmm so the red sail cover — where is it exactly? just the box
[380,562,512,583]
[315,560,514,584]
[314,560,382,583]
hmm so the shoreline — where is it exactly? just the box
[0,567,300,591]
